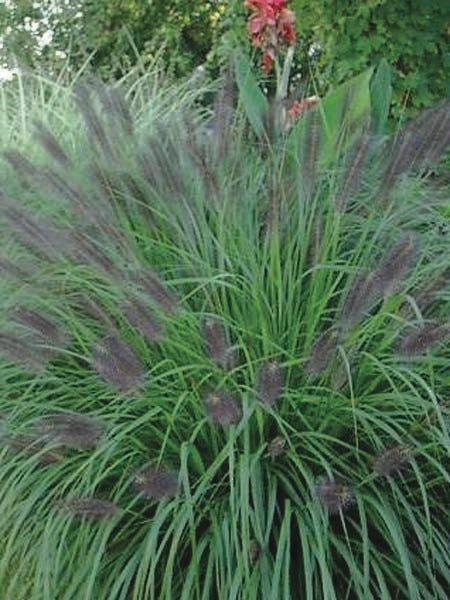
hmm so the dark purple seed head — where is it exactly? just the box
[315,478,354,513]
[307,329,339,376]
[267,435,286,458]
[372,233,417,298]
[201,317,235,369]
[69,232,122,278]
[1,203,68,260]
[204,391,242,426]
[121,298,163,344]
[1,432,64,464]
[340,270,377,329]
[0,257,30,279]
[11,308,69,349]
[256,361,284,407]
[373,444,413,477]
[136,269,178,313]
[33,412,104,450]
[4,150,39,181]
[211,67,236,159]
[132,464,179,500]
[334,122,372,211]
[56,497,119,519]
[91,334,145,392]
[398,322,450,356]
[73,84,115,162]
[34,120,71,168]
[0,332,48,372]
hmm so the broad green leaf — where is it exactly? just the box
[370,58,392,134]
[286,67,374,169]
[320,66,373,155]
[234,52,269,139]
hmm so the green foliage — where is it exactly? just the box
[235,52,269,138]
[1,0,448,120]
[293,0,450,119]
[369,59,392,134]
[0,69,449,599]
[0,0,229,79]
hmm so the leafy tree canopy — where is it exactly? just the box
[1,0,449,116]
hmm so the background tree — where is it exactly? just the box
[1,0,449,117]
[293,0,450,117]
[0,0,228,78]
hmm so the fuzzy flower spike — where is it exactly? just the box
[245,0,296,74]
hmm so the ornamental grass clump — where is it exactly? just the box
[0,57,449,599]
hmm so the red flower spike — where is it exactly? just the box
[245,0,297,74]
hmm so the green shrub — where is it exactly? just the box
[293,0,450,119]
[0,66,449,599]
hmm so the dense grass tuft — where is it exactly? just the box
[0,70,449,599]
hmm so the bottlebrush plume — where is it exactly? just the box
[315,477,354,513]
[1,432,64,464]
[334,121,372,211]
[301,110,321,203]
[422,100,450,165]
[135,269,178,314]
[372,233,417,297]
[381,100,450,191]
[0,199,69,260]
[95,81,134,138]
[373,444,413,478]
[33,412,104,450]
[11,307,69,349]
[0,256,30,279]
[34,120,71,168]
[340,270,377,329]
[414,272,449,313]
[256,360,284,407]
[73,84,115,163]
[0,332,48,372]
[204,390,242,425]
[55,497,119,519]
[39,167,86,210]
[78,295,117,329]
[69,231,123,279]
[307,329,339,376]
[91,334,145,393]
[4,149,39,186]
[132,464,179,500]
[201,317,235,369]
[397,322,450,356]
[138,131,187,199]
[211,66,236,160]
[121,298,163,344]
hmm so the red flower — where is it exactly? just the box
[263,48,276,74]
[276,7,296,44]
[285,95,320,125]
[245,0,296,74]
